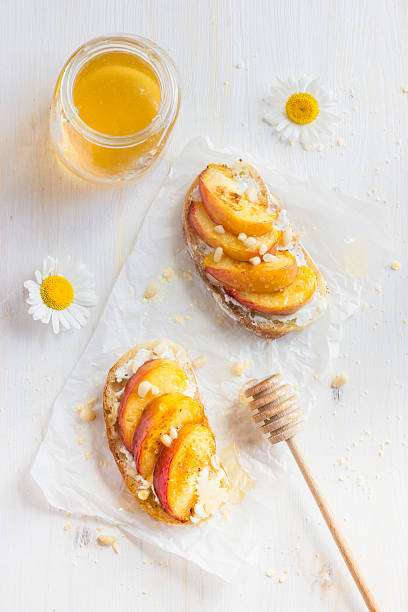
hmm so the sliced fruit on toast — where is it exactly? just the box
[203,251,298,293]
[188,200,280,261]
[119,359,189,451]
[153,423,216,522]
[199,164,277,236]
[227,265,317,315]
[132,393,204,481]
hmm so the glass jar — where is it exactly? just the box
[50,34,180,184]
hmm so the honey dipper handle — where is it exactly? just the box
[286,437,381,612]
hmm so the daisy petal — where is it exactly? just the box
[276,119,290,132]
[24,280,40,291]
[58,311,71,330]
[26,295,42,305]
[52,311,60,334]
[32,304,47,320]
[73,291,98,307]
[64,308,81,330]
[41,308,52,325]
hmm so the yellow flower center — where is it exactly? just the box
[285,93,319,125]
[40,275,74,310]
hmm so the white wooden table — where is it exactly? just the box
[2,1,407,610]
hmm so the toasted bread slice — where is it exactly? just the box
[183,164,328,339]
[103,339,210,526]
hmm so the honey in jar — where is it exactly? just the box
[50,35,180,183]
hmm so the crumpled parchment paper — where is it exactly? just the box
[31,137,389,581]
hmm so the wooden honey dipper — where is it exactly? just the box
[246,374,381,612]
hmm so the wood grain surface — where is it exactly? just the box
[1,1,407,610]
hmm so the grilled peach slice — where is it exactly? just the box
[132,393,204,481]
[188,201,280,261]
[199,164,277,236]
[118,359,188,451]
[203,251,298,293]
[153,423,215,522]
[227,265,316,315]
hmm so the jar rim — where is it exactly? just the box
[59,34,180,148]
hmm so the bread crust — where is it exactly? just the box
[103,339,206,526]
[183,170,328,339]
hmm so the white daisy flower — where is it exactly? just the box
[264,77,339,148]
[24,256,98,334]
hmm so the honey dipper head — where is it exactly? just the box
[245,374,305,445]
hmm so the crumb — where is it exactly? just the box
[85,452,92,460]
[162,267,175,282]
[129,285,135,295]
[313,374,319,380]
[144,282,157,299]
[338,476,345,481]
[265,568,275,577]
[337,138,344,146]
[97,534,119,553]
[64,522,71,531]
[192,355,208,369]
[142,590,148,595]
[80,403,96,422]
[76,436,84,445]
[232,360,254,376]
[331,373,348,388]
[296,569,302,575]
[289,140,294,146]
[183,271,193,281]
[173,315,183,324]
[402,87,408,93]
[277,576,286,583]
[391,261,401,270]
[375,285,382,292]
[361,303,369,309]
[236,62,245,69]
